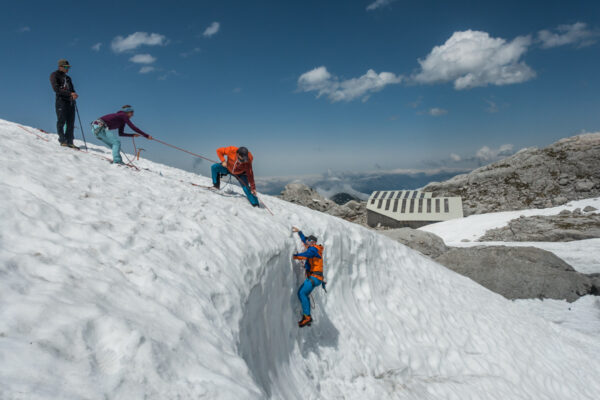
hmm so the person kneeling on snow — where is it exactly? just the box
[292,226,326,328]
[91,105,152,164]
[210,146,259,207]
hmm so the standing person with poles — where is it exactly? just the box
[292,227,326,328]
[90,105,152,164]
[49,59,79,149]
[210,146,259,207]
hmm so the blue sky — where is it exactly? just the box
[1,0,599,194]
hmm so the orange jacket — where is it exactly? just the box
[293,244,324,281]
[216,146,255,191]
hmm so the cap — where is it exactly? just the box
[237,146,249,160]
[121,105,134,113]
[58,59,71,68]
[306,235,318,242]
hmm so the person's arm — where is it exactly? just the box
[125,119,149,138]
[298,231,307,244]
[216,147,227,162]
[69,77,78,100]
[293,246,319,259]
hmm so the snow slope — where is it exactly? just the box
[2,118,600,400]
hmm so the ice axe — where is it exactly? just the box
[136,148,145,160]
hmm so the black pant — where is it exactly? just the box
[55,98,75,144]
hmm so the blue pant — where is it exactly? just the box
[211,163,259,206]
[297,277,321,316]
[92,125,122,163]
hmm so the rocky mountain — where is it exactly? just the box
[330,192,360,205]
[424,133,600,216]
[479,207,600,242]
[279,183,367,225]
[382,228,600,302]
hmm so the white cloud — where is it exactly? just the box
[298,66,403,102]
[91,43,102,52]
[476,144,514,162]
[538,22,598,48]
[485,98,499,113]
[129,54,156,64]
[17,26,30,33]
[203,22,220,37]
[414,30,535,90]
[450,153,461,162]
[180,47,201,58]
[111,32,167,53]
[158,70,178,80]
[428,107,448,116]
[139,66,156,74]
[366,0,397,11]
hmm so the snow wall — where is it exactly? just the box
[1,119,599,400]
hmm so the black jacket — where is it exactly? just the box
[50,70,75,101]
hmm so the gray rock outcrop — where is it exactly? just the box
[434,246,593,302]
[479,210,600,242]
[279,183,367,225]
[382,228,448,258]
[279,183,337,212]
[424,133,600,215]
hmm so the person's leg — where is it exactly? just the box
[55,99,67,144]
[104,130,122,163]
[95,127,111,147]
[65,103,75,145]
[297,278,315,316]
[211,164,229,188]
[237,174,259,206]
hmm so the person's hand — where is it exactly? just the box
[221,161,227,168]
[71,92,78,100]
[134,134,141,137]
[292,227,300,233]
[146,135,153,140]
[251,189,257,196]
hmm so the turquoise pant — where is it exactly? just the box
[92,125,122,163]
[298,277,321,316]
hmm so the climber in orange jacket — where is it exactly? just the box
[211,146,259,206]
[292,226,326,327]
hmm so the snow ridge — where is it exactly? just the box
[1,119,600,399]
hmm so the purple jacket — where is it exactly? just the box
[99,111,149,137]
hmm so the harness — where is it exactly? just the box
[91,119,107,136]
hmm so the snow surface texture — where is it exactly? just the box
[2,118,600,399]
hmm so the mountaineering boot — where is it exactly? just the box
[60,143,69,147]
[68,143,80,150]
[298,315,312,327]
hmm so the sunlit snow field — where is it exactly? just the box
[1,119,599,399]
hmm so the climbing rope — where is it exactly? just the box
[150,137,219,164]
[16,124,49,142]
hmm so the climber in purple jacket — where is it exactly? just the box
[91,105,152,164]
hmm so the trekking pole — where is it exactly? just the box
[74,102,88,151]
